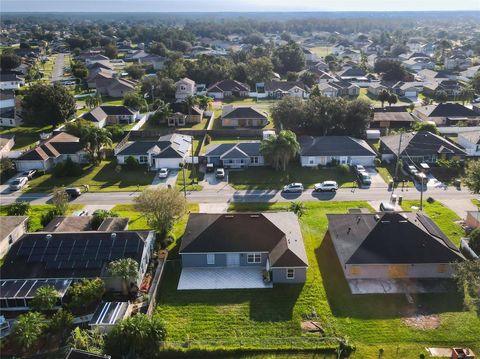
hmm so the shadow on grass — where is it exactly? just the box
[158,261,303,322]
[91,161,154,189]
[316,233,464,320]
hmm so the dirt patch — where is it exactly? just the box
[403,314,440,330]
[301,321,325,334]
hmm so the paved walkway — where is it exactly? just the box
[130,113,149,131]
[199,203,229,213]
[441,198,478,220]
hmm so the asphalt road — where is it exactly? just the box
[51,53,65,83]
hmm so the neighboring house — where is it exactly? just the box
[302,48,317,62]
[205,141,264,168]
[0,73,24,90]
[0,216,28,258]
[402,57,435,71]
[115,133,192,169]
[417,69,450,83]
[206,80,250,99]
[332,41,351,55]
[177,212,309,290]
[81,106,138,128]
[391,81,420,99]
[444,54,472,70]
[86,67,114,89]
[317,80,359,98]
[326,211,465,294]
[14,132,89,171]
[337,67,368,81]
[460,65,480,79]
[458,131,480,157]
[423,80,461,98]
[338,49,362,63]
[371,106,416,129]
[0,90,20,127]
[413,103,480,127]
[96,78,136,98]
[264,81,307,99]
[221,106,268,127]
[299,136,377,167]
[175,78,196,100]
[85,54,110,66]
[0,230,155,310]
[0,134,15,158]
[466,211,480,229]
[43,215,129,233]
[367,82,388,96]
[165,103,203,127]
[379,131,466,163]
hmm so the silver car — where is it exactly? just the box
[9,177,28,191]
[283,183,304,193]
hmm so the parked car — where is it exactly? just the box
[158,168,169,178]
[353,164,366,174]
[65,187,82,199]
[379,202,395,212]
[404,164,418,177]
[21,170,37,180]
[313,181,338,192]
[215,168,225,179]
[282,183,304,193]
[9,177,28,191]
[357,172,372,186]
[206,163,214,173]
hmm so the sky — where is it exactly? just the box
[1,0,479,12]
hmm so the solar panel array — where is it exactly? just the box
[0,278,72,299]
[15,234,142,271]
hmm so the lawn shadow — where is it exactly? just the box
[91,161,154,189]
[316,233,464,320]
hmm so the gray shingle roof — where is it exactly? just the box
[222,107,267,120]
[205,142,262,158]
[299,136,376,157]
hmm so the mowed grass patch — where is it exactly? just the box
[156,201,480,355]
[228,164,356,190]
[0,125,54,150]
[401,200,464,246]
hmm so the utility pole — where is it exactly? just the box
[191,137,195,184]
[419,176,425,211]
[390,130,403,200]
[180,162,187,198]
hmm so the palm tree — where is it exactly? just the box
[152,100,172,125]
[289,201,306,217]
[31,285,59,311]
[108,258,139,295]
[80,126,113,165]
[184,95,199,115]
[12,312,47,352]
[197,95,213,110]
[459,86,475,105]
[387,93,398,107]
[378,89,390,108]
[260,130,300,171]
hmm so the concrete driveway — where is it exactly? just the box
[150,169,178,188]
[200,171,233,191]
[0,172,25,195]
[364,167,386,188]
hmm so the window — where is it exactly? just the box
[207,254,215,265]
[181,86,186,90]
[138,156,148,163]
[247,253,261,263]
[250,156,259,164]
[9,119,13,125]
[286,269,295,279]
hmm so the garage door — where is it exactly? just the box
[155,158,182,169]
[404,91,417,97]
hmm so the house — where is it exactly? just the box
[338,49,362,63]
[125,50,165,70]
[264,81,307,99]
[458,131,480,157]
[299,136,377,167]
[317,81,360,98]
[0,134,15,158]
[115,133,192,169]
[85,54,110,66]
[444,54,472,70]
[206,79,250,99]
[367,82,388,96]
[460,65,480,79]
[371,106,416,129]
[466,211,480,229]
[81,106,138,128]
[423,80,462,98]
[165,103,203,127]
[0,230,155,310]
[205,141,264,168]
[65,348,111,359]
[406,39,424,53]
[417,69,450,83]
[0,73,24,90]
[332,41,351,55]
[337,67,367,82]
[14,132,89,171]
[96,78,136,98]
[391,81,420,99]
[379,131,466,163]
[175,78,196,100]
[402,57,435,71]
[86,67,114,88]
[0,216,28,258]
[221,106,268,127]
[326,211,465,294]
[43,215,129,233]
[0,90,20,127]
[413,103,480,127]
[302,48,317,62]
[177,212,309,290]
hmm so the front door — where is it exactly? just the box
[226,253,240,267]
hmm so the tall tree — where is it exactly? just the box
[260,130,300,171]
[12,312,47,352]
[464,160,480,194]
[454,260,480,314]
[378,89,390,108]
[52,186,69,214]
[0,52,21,70]
[434,90,448,103]
[103,43,117,59]
[273,40,306,73]
[108,258,139,295]
[246,56,274,84]
[271,96,306,131]
[80,126,113,165]
[387,93,398,107]
[459,86,475,105]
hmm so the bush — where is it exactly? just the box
[125,156,139,170]
[106,125,125,142]
[30,285,59,311]
[41,207,63,227]
[91,209,118,230]
[53,157,83,177]
[337,164,350,175]
[6,201,30,216]
[469,228,480,254]
[49,309,74,337]
[67,278,105,312]
[374,158,382,167]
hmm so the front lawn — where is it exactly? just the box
[376,164,414,188]
[0,125,54,150]
[25,160,155,192]
[228,164,356,190]
[175,164,204,192]
[401,199,464,246]
[155,201,480,356]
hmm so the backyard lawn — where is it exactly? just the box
[155,201,480,357]
[0,125,53,150]
[401,199,464,246]
[228,164,356,190]
[309,46,332,58]
[24,160,155,192]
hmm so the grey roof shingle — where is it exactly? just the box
[299,136,376,157]
[222,107,267,120]
[205,142,262,158]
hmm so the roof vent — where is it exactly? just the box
[250,214,259,218]
[374,214,380,221]
[46,234,52,240]
[111,232,117,239]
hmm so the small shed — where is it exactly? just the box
[366,129,381,140]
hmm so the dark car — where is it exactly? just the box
[65,187,82,199]
[357,172,372,186]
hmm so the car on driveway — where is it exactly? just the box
[215,168,225,179]
[282,183,304,193]
[158,168,169,178]
[353,164,367,174]
[357,171,372,186]
[65,187,82,199]
[21,170,37,180]
[9,177,28,191]
[404,164,418,177]
[379,202,395,212]
[313,181,338,192]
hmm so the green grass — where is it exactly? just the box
[0,125,54,150]
[0,203,84,232]
[376,164,414,188]
[141,118,209,131]
[472,199,480,208]
[309,46,332,58]
[228,164,356,190]
[176,165,204,191]
[25,160,155,193]
[155,201,480,356]
[401,200,464,246]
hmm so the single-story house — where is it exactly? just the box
[115,133,192,169]
[337,67,368,82]
[175,78,196,100]
[299,136,377,167]
[0,230,155,310]
[205,141,264,168]
[264,81,307,99]
[14,132,89,171]
[423,80,461,98]
[458,131,480,157]
[371,106,416,129]
[379,131,466,163]
[85,54,110,66]
[367,82,388,96]
[206,80,250,99]
[0,73,24,90]
[0,134,15,158]
[413,103,480,127]
[165,102,203,127]
[221,106,268,127]
[81,106,138,128]
[327,211,465,294]
[0,216,28,258]
[178,212,309,290]
[95,77,136,98]
[391,81,420,99]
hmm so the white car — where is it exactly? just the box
[9,177,28,191]
[313,181,338,192]
[283,183,304,193]
[158,168,169,178]
[215,168,225,179]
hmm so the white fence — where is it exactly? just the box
[437,126,480,135]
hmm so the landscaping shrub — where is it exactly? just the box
[91,209,118,230]
[337,164,350,175]
[469,228,480,254]
[106,125,125,142]
[40,207,63,227]
[53,157,82,177]
[66,278,105,312]
[5,201,30,216]
[125,156,139,170]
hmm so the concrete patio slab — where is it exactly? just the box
[177,267,272,290]
[348,278,454,294]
